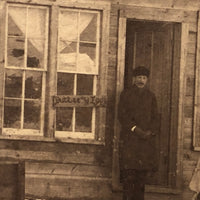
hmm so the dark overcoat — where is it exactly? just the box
[118,84,159,171]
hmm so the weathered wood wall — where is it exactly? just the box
[0,0,200,199]
[0,139,113,199]
[108,1,200,200]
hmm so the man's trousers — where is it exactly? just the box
[121,169,147,200]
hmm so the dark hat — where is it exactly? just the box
[132,66,150,77]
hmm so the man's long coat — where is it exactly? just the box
[118,84,159,171]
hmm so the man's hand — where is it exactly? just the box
[134,127,155,139]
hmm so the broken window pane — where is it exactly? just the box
[5,69,22,98]
[56,107,73,131]
[59,41,77,71]
[77,74,93,95]
[78,42,96,74]
[7,37,25,67]
[8,6,26,37]
[80,12,97,42]
[57,73,74,95]
[4,99,21,128]
[24,101,40,129]
[27,39,45,68]
[25,71,42,99]
[27,8,47,69]
[80,43,96,61]
[75,107,92,132]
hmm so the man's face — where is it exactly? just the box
[133,75,148,88]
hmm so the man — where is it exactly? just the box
[118,66,159,200]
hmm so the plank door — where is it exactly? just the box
[125,20,176,185]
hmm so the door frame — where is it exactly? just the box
[112,5,193,190]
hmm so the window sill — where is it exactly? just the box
[0,135,105,145]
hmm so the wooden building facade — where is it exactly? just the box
[0,0,200,199]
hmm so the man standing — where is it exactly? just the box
[118,66,159,200]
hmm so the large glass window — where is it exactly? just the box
[3,4,49,135]
[55,9,100,139]
[2,4,105,141]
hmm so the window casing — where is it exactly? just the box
[0,1,110,143]
[55,9,100,140]
[4,4,49,136]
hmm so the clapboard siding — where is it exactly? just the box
[25,174,112,199]
[0,140,111,167]
[183,160,197,171]
[26,162,111,178]
[0,149,112,166]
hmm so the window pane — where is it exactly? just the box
[27,39,45,68]
[27,8,47,69]
[77,74,93,95]
[59,41,77,71]
[24,101,40,129]
[7,37,25,67]
[80,12,97,42]
[59,10,78,41]
[4,99,21,128]
[8,6,26,37]
[27,8,47,39]
[25,71,42,99]
[78,43,96,74]
[75,107,92,132]
[5,69,22,98]
[56,107,73,131]
[57,73,74,95]
[80,43,96,61]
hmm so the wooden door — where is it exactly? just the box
[125,20,176,185]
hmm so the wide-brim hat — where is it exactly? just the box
[132,66,150,77]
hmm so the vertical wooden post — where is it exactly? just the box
[97,7,110,142]
[169,22,188,187]
[0,1,6,134]
[193,11,200,150]
[45,5,58,137]
[112,15,127,190]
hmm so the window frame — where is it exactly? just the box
[3,4,49,136]
[0,0,110,145]
[55,8,101,140]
